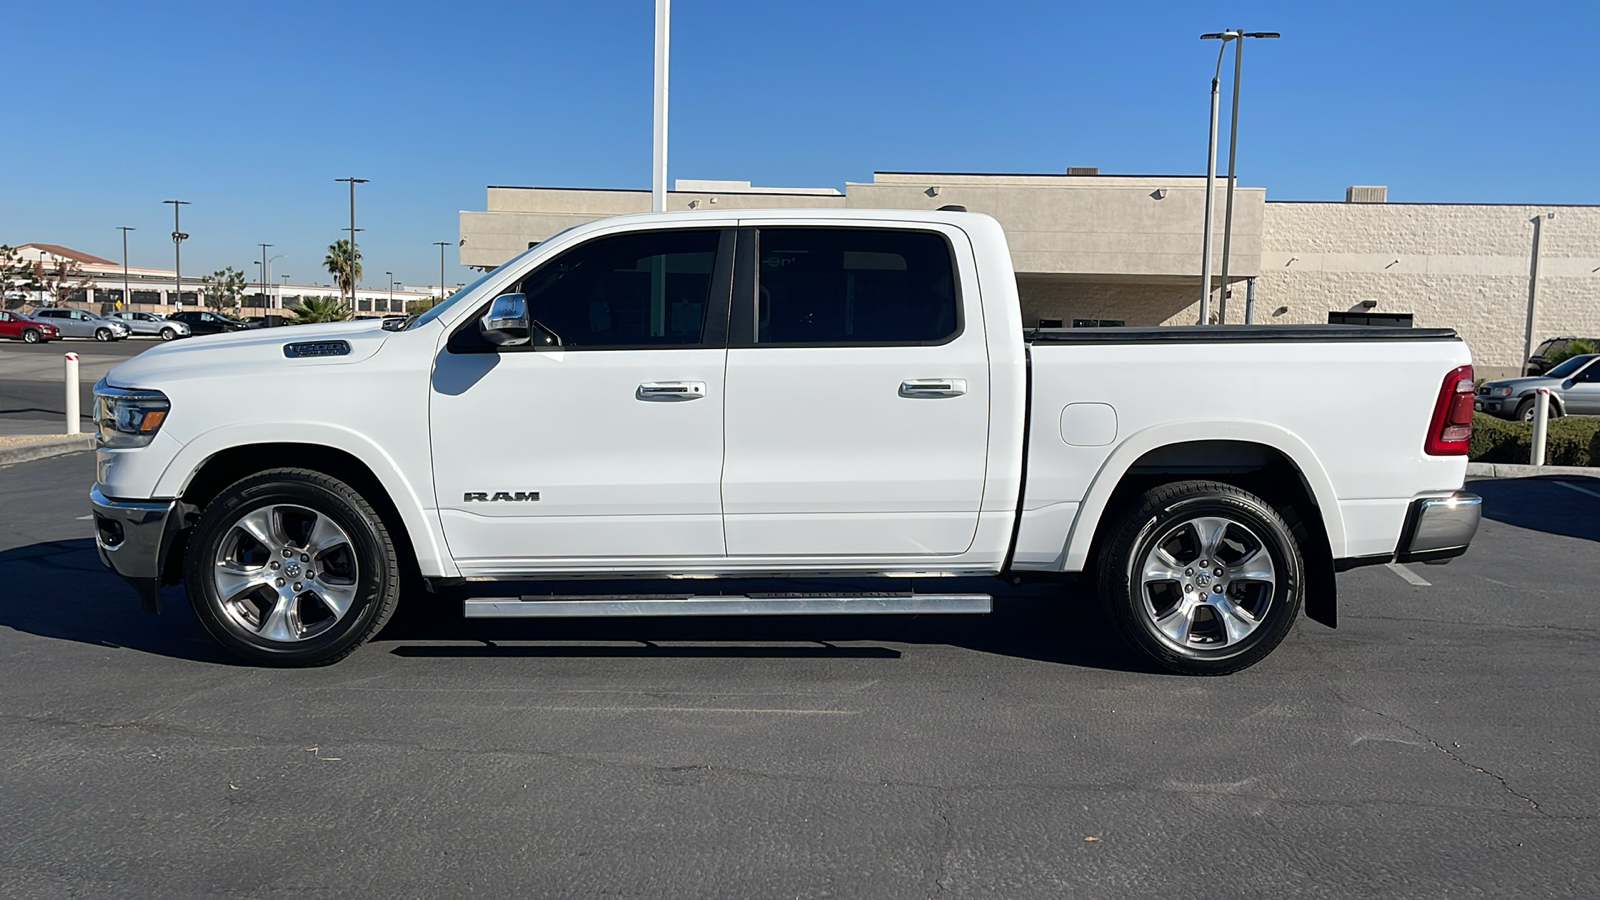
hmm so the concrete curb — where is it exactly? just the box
[1466,462,1600,480]
[0,435,96,467]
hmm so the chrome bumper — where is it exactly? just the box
[89,485,180,614]
[1397,492,1482,565]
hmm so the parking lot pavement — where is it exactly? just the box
[1,454,1597,899]
[0,339,154,435]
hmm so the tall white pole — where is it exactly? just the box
[652,0,670,213]
[1523,214,1547,370]
[1198,70,1221,323]
[64,352,80,435]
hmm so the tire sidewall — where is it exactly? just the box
[95,328,110,342]
[22,329,39,343]
[160,327,176,341]
[186,475,393,665]
[1110,489,1303,674]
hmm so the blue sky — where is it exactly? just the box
[2,0,1595,290]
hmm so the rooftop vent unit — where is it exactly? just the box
[1346,185,1388,203]
[1067,166,1100,176]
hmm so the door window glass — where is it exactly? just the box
[508,229,720,348]
[753,228,959,345]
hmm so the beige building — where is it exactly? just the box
[459,171,1597,376]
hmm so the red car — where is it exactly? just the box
[0,309,60,343]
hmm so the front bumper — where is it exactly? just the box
[1396,491,1482,564]
[89,485,181,613]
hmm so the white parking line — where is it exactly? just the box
[1386,562,1431,586]
[1556,481,1600,502]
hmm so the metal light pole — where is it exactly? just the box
[163,200,190,311]
[386,271,394,311]
[1196,32,1237,324]
[433,242,450,302]
[1524,212,1555,369]
[1216,30,1280,323]
[116,226,135,308]
[335,177,368,311]
[257,243,272,311]
[280,273,290,308]
[652,0,670,212]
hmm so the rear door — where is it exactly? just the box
[720,222,990,558]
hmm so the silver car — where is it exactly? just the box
[30,308,133,342]
[1476,353,1600,420]
[108,311,191,341]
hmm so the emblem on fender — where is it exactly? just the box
[463,491,541,502]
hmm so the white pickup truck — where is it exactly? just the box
[88,209,1482,674]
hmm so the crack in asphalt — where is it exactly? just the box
[1345,701,1547,817]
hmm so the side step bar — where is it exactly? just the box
[463,593,993,619]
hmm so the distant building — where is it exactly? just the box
[458,173,1600,376]
[3,243,442,315]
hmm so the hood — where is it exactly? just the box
[1482,376,1558,393]
[105,320,391,388]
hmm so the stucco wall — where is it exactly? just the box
[1257,202,1600,368]
[1017,277,1199,328]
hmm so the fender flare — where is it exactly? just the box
[1059,420,1347,571]
[151,422,457,578]
[1515,390,1564,415]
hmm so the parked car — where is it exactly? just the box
[89,208,1481,674]
[1476,353,1600,420]
[166,310,252,335]
[0,309,60,343]
[242,315,289,328]
[1525,336,1599,376]
[31,307,131,341]
[108,311,191,341]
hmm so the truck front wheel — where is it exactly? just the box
[184,468,401,666]
[1096,480,1304,675]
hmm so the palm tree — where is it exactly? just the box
[287,295,351,323]
[323,239,362,306]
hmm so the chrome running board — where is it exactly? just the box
[462,593,993,618]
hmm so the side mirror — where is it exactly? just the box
[480,293,531,346]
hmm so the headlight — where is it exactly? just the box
[1491,386,1512,397]
[93,381,170,449]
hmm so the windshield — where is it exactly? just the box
[1546,355,1596,379]
[402,226,580,332]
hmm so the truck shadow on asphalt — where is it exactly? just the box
[1471,476,1600,543]
[0,539,1155,673]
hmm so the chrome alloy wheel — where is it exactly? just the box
[212,504,360,642]
[1139,515,1277,651]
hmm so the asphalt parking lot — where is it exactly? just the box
[0,339,150,435]
[2,449,1597,898]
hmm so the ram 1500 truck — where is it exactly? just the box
[88,209,1482,674]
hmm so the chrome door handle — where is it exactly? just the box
[899,378,967,397]
[637,381,706,401]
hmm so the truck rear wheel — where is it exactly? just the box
[184,468,401,666]
[1096,480,1304,675]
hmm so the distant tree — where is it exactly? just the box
[323,239,362,307]
[1547,339,1599,367]
[404,297,438,315]
[288,295,351,323]
[24,253,94,307]
[0,246,30,309]
[200,267,248,312]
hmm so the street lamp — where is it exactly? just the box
[433,241,450,302]
[386,270,394,311]
[652,0,670,212]
[257,243,273,310]
[334,176,368,311]
[163,200,190,310]
[115,226,135,309]
[1196,32,1238,324]
[1216,30,1280,322]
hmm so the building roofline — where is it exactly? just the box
[487,185,847,199]
[1266,199,1600,208]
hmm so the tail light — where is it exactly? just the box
[1425,364,1475,456]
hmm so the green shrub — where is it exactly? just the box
[1469,412,1600,467]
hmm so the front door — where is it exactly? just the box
[1564,358,1600,414]
[430,228,733,574]
[720,224,991,558]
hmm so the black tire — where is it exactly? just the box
[1096,480,1304,675]
[1516,398,1561,422]
[21,328,40,344]
[94,327,111,342]
[159,327,177,341]
[184,468,402,666]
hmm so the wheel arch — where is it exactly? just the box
[1062,424,1342,627]
[156,428,454,582]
